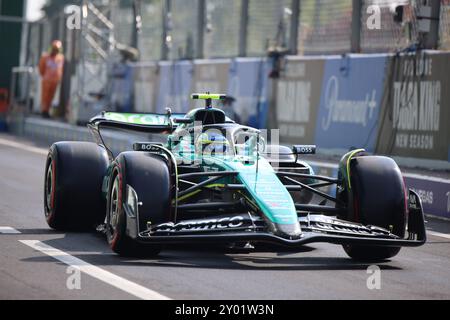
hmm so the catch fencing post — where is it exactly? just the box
[351,0,362,53]
[239,0,249,57]
[289,0,300,55]
[161,0,170,60]
[197,0,206,59]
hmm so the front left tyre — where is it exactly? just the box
[105,152,171,257]
[44,142,109,230]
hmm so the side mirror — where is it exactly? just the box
[292,145,316,155]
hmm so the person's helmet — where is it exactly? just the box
[196,131,230,155]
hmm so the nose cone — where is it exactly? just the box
[219,156,302,239]
[272,221,302,239]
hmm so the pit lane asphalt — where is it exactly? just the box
[1,133,449,300]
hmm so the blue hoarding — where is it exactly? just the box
[156,61,194,114]
[227,58,271,128]
[404,174,450,219]
[314,54,388,152]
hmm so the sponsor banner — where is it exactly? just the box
[191,60,230,110]
[151,214,251,234]
[132,62,159,113]
[314,55,388,152]
[404,175,450,219]
[156,61,194,114]
[104,112,170,125]
[228,58,271,128]
[376,52,450,161]
[276,57,324,144]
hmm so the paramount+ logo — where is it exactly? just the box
[321,76,378,131]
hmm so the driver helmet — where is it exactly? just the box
[196,131,230,155]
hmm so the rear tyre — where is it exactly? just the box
[338,155,407,262]
[44,142,109,230]
[106,152,171,257]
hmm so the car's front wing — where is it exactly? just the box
[133,190,426,248]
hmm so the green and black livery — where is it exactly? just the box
[44,94,426,261]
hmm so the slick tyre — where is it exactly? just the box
[339,156,407,262]
[106,152,171,257]
[44,142,109,230]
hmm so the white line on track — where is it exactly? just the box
[19,240,171,300]
[0,227,21,234]
[0,137,48,155]
[427,231,450,240]
[402,173,450,184]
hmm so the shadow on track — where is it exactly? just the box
[19,229,403,271]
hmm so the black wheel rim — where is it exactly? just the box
[108,175,120,235]
[44,160,53,217]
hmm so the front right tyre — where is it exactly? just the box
[337,154,407,262]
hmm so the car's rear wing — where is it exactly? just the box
[88,111,186,159]
[88,111,186,134]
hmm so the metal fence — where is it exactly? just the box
[204,0,241,58]
[27,23,43,67]
[169,0,200,60]
[139,0,163,60]
[246,0,292,56]
[25,0,450,64]
[298,0,353,55]
[361,0,418,53]
[440,0,450,50]
[112,1,134,47]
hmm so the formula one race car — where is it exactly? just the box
[44,93,426,261]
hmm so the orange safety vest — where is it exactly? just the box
[39,53,64,83]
